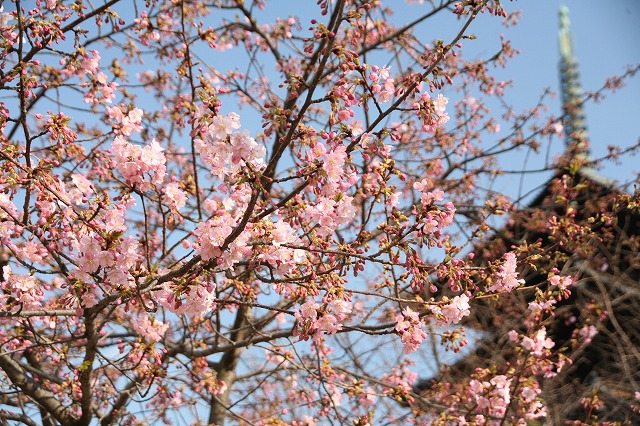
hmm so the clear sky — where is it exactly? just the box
[479,0,639,184]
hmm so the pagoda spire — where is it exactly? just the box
[559,6,590,158]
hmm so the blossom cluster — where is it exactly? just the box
[521,327,555,356]
[369,65,395,103]
[195,112,266,181]
[395,307,428,353]
[71,233,142,308]
[294,298,353,341]
[106,105,144,136]
[0,265,45,311]
[112,137,167,188]
[431,294,471,327]
[486,251,525,293]
[53,49,118,105]
[468,375,512,421]
[416,92,450,133]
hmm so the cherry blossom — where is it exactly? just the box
[0,1,634,424]
[521,327,555,356]
[395,307,428,353]
[486,252,525,293]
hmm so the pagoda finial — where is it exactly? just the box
[559,6,572,58]
[559,6,590,158]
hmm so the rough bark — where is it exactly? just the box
[0,354,76,426]
[208,305,254,425]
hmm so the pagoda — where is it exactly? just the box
[413,7,640,423]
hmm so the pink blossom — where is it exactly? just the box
[549,274,572,290]
[577,325,598,345]
[359,132,374,149]
[386,191,400,207]
[413,177,432,192]
[116,236,141,270]
[413,179,448,206]
[276,56,302,75]
[487,252,524,293]
[421,188,445,205]
[310,141,326,158]
[418,92,450,132]
[109,107,144,136]
[0,6,12,27]
[467,375,513,421]
[293,298,351,341]
[528,298,556,313]
[298,300,319,321]
[106,268,134,289]
[395,307,427,353]
[112,137,167,186]
[104,205,127,234]
[158,282,217,317]
[208,113,241,139]
[328,299,352,320]
[76,247,108,274]
[131,314,169,342]
[377,78,395,102]
[105,105,123,121]
[1,266,44,310]
[164,182,187,210]
[350,119,364,136]
[553,122,564,135]
[337,109,353,122]
[196,114,265,180]
[307,194,356,237]
[316,314,341,335]
[270,220,297,247]
[20,240,46,264]
[322,144,347,182]
[71,173,94,196]
[521,327,555,356]
[81,50,101,74]
[521,387,538,402]
[434,294,471,326]
[193,216,235,261]
[434,93,448,114]
[141,140,166,179]
[84,72,118,105]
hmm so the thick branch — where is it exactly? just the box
[0,310,77,318]
[207,305,254,426]
[77,314,99,426]
[0,353,76,426]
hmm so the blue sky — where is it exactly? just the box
[55,0,640,197]
[391,0,640,202]
[479,0,639,184]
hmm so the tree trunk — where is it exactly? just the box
[208,306,253,425]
